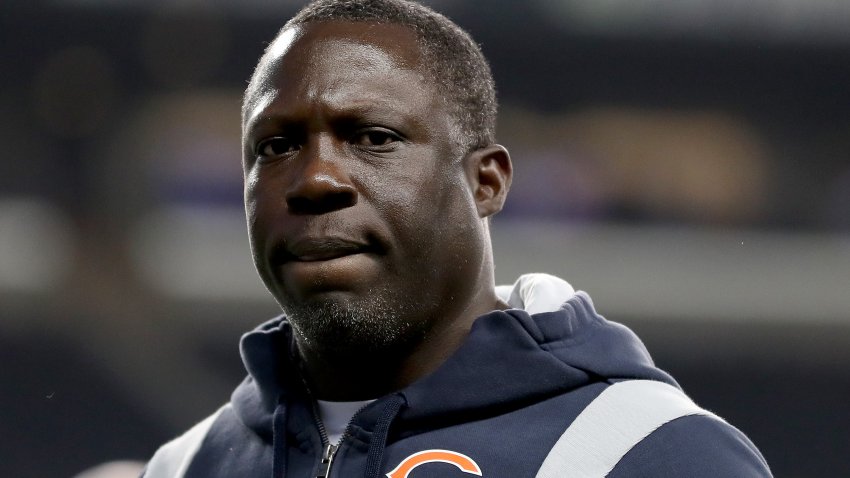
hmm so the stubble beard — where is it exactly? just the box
[281,287,426,360]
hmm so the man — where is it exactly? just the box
[144,0,772,476]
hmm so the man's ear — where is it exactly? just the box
[464,144,513,218]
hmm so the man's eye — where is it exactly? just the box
[354,130,400,147]
[257,137,298,157]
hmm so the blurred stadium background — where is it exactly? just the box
[2,0,849,476]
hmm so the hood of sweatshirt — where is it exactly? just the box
[231,276,676,442]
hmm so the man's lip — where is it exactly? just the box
[284,237,373,262]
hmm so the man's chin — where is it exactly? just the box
[281,293,420,356]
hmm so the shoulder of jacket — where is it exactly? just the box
[610,412,773,477]
[142,404,231,478]
[537,380,772,478]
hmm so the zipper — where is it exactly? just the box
[316,443,338,478]
[312,401,338,478]
[311,401,371,478]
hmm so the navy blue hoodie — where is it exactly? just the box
[143,289,771,477]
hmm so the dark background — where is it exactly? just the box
[2,1,849,476]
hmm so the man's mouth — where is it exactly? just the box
[284,237,374,262]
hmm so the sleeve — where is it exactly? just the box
[607,414,773,477]
[142,405,229,478]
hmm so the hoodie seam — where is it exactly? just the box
[539,313,607,351]
[539,319,606,352]
[548,292,613,350]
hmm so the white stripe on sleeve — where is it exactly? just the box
[536,380,716,478]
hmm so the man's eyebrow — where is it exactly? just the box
[331,102,425,127]
[245,113,302,135]
[245,99,428,136]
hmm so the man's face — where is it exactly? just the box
[242,22,490,355]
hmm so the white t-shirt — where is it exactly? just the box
[316,399,374,445]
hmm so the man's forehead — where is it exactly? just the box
[267,21,422,73]
[244,21,426,122]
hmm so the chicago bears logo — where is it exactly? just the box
[386,449,482,478]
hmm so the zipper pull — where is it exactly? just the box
[316,443,338,478]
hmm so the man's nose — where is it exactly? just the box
[285,138,358,215]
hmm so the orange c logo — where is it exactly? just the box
[386,449,482,478]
